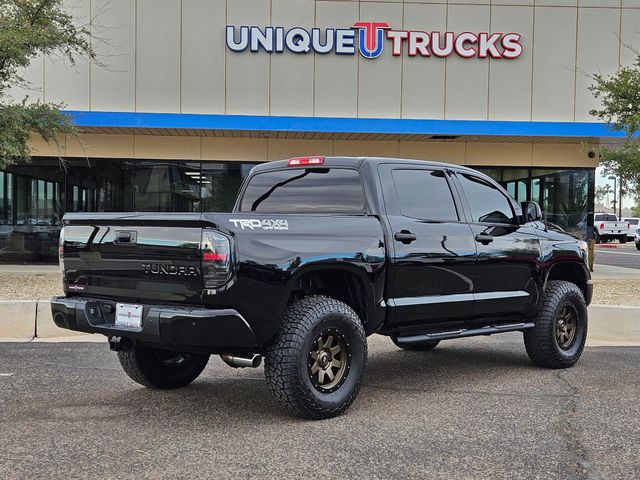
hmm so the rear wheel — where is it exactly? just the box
[117,346,209,389]
[594,230,601,244]
[391,336,440,351]
[264,296,367,420]
[524,280,587,369]
[620,235,627,244]
[636,242,640,251]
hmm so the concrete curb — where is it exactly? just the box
[586,304,640,345]
[0,299,92,341]
[0,300,638,344]
[0,300,36,340]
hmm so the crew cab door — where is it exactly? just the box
[379,165,477,325]
[451,172,541,318]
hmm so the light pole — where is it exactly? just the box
[608,176,617,216]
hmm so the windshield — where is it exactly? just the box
[239,168,366,213]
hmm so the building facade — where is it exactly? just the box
[2,0,637,262]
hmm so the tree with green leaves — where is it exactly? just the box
[590,54,640,202]
[0,0,94,169]
[595,184,612,207]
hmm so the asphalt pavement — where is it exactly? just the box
[1,335,638,479]
[594,242,640,270]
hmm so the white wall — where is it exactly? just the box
[8,0,638,123]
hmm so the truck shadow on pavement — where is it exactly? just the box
[85,339,549,423]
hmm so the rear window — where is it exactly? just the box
[595,214,618,221]
[239,168,365,213]
[626,219,639,225]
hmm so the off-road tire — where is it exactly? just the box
[117,346,209,389]
[391,336,440,351]
[524,280,588,369]
[264,296,367,420]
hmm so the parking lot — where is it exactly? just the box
[595,242,640,270]
[1,334,638,479]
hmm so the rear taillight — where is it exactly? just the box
[287,156,324,166]
[58,227,65,279]
[201,230,232,289]
[600,223,605,230]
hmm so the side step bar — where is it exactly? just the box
[395,322,535,346]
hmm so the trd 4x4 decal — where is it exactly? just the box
[229,219,289,231]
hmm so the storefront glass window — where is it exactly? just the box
[66,159,134,212]
[133,162,201,212]
[0,158,258,262]
[0,173,6,223]
[532,169,591,239]
[200,162,254,212]
[474,167,594,239]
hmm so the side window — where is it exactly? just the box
[458,173,516,224]
[391,169,458,221]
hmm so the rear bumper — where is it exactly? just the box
[50,296,258,350]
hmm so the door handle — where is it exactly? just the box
[114,230,137,245]
[394,231,417,244]
[475,234,494,245]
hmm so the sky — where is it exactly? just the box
[595,166,636,210]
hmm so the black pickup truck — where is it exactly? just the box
[52,156,592,419]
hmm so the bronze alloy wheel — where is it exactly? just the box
[308,328,350,393]
[265,296,367,419]
[555,304,578,350]
[523,280,588,369]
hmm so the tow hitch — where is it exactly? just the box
[109,336,135,352]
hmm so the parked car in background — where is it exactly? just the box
[623,218,639,240]
[594,213,628,244]
[635,226,640,251]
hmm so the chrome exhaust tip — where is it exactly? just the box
[220,353,262,369]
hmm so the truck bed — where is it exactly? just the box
[60,211,387,343]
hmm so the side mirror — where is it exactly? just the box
[521,201,542,222]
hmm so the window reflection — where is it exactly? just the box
[0,158,257,262]
[200,162,253,212]
[474,167,594,239]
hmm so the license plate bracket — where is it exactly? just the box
[115,303,143,328]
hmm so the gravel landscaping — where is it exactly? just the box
[1,272,639,306]
[0,273,63,300]
[592,279,640,306]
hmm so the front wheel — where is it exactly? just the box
[117,346,209,389]
[636,242,640,251]
[524,281,588,369]
[264,296,367,420]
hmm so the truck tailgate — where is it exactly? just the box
[61,213,205,304]
[601,221,626,234]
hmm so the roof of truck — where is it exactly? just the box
[251,156,482,175]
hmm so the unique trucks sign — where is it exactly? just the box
[225,22,523,59]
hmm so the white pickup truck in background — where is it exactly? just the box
[622,218,639,240]
[594,213,628,244]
